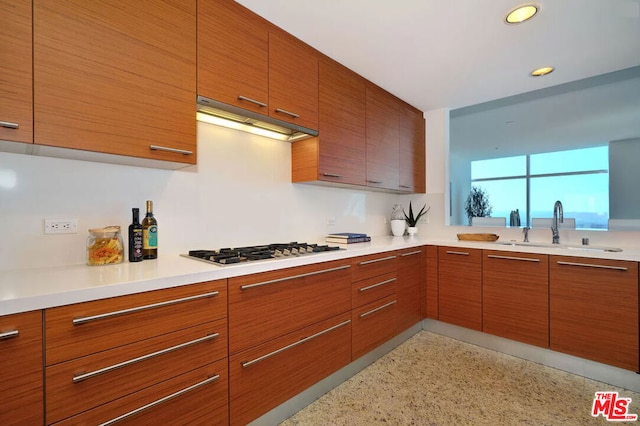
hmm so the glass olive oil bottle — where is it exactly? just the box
[142,200,158,259]
[128,208,143,262]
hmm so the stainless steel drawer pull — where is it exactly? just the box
[72,291,219,325]
[358,255,397,265]
[487,254,540,262]
[400,250,422,257]
[322,173,342,178]
[240,265,351,290]
[0,121,19,129]
[98,374,220,426]
[359,277,397,292]
[73,333,219,383]
[242,319,351,368]
[149,145,193,155]
[237,95,267,108]
[359,300,397,318]
[0,330,19,340]
[446,250,469,256]
[399,185,411,189]
[556,261,628,271]
[367,180,383,184]
[274,108,300,118]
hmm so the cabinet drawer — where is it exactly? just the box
[229,260,351,354]
[46,319,226,424]
[352,271,396,308]
[46,279,226,365]
[352,294,397,359]
[229,313,351,426]
[351,251,398,282]
[53,358,228,426]
[0,310,43,426]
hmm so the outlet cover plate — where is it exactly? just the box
[44,219,78,235]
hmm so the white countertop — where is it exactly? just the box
[2,236,639,316]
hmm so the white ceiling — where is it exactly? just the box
[235,0,640,112]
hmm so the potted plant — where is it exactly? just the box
[390,204,405,236]
[464,186,492,225]
[403,201,430,236]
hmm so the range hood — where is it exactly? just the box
[196,95,318,142]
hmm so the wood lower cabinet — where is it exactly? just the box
[424,245,438,319]
[550,255,639,371]
[399,103,426,193]
[365,84,400,191]
[396,247,424,332]
[438,246,483,331]
[0,310,43,426]
[0,0,33,144]
[482,250,549,347]
[34,0,197,164]
[352,294,398,360]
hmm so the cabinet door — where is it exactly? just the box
[365,84,399,190]
[399,103,426,193]
[0,0,33,144]
[550,256,639,371]
[268,30,319,129]
[198,0,269,115]
[396,247,424,332]
[0,310,43,426]
[34,0,197,164]
[425,245,439,319]
[483,250,549,347]
[438,246,482,330]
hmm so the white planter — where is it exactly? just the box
[390,220,406,236]
[407,226,418,237]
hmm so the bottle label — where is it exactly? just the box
[143,225,158,249]
[132,229,143,259]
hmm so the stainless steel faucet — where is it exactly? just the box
[551,200,564,244]
[522,227,530,242]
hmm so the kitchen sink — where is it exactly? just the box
[495,241,623,252]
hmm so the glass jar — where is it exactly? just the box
[87,226,124,265]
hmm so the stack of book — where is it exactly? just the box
[325,232,371,244]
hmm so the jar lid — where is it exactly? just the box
[89,226,121,236]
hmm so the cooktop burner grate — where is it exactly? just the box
[183,242,341,265]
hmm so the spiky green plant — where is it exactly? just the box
[403,201,430,227]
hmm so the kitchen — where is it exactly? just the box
[1,0,640,425]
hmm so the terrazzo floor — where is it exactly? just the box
[279,331,640,425]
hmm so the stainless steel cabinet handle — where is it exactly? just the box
[72,291,219,325]
[274,108,300,118]
[240,265,351,290]
[400,250,422,257]
[446,250,469,256]
[359,277,396,292]
[237,95,267,108]
[73,333,219,383]
[322,173,342,178]
[359,300,397,318]
[0,330,19,340]
[0,121,19,129]
[556,261,627,271]
[242,319,351,368]
[399,185,411,189]
[98,374,220,426]
[367,180,383,184]
[149,145,193,156]
[487,254,540,262]
[358,255,396,265]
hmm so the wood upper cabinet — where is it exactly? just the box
[0,0,33,144]
[482,250,549,348]
[438,246,483,331]
[399,103,426,193]
[33,0,197,164]
[396,247,424,332]
[550,255,639,371]
[268,30,319,129]
[292,56,366,186]
[365,84,400,190]
[0,310,43,426]
[198,0,269,115]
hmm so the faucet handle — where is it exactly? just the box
[522,227,530,243]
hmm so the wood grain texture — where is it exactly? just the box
[268,29,319,129]
[399,103,426,193]
[198,0,269,114]
[351,251,398,282]
[352,294,398,360]
[228,260,351,354]
[0,0,33,144]
[437,246,483,331]
[550,255,639,371]
[46,319,227,423]
[482,250,549,348]
[229,313,351,426]
[0,310,43,426]
[45,279,226,365]
[55,359,228,426]
[425,245,439,319]
[365,84,399,190]
[352,271,397,309]
[34,0,197,164]
[396,247,424,332]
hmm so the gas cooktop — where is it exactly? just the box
[181,242,342,266]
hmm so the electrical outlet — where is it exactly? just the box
[383,217,389,224]
[326,217,336,226]
[44,219,78,235]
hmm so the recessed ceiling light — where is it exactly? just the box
[505,5,539,24]
[530,66,555,77]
